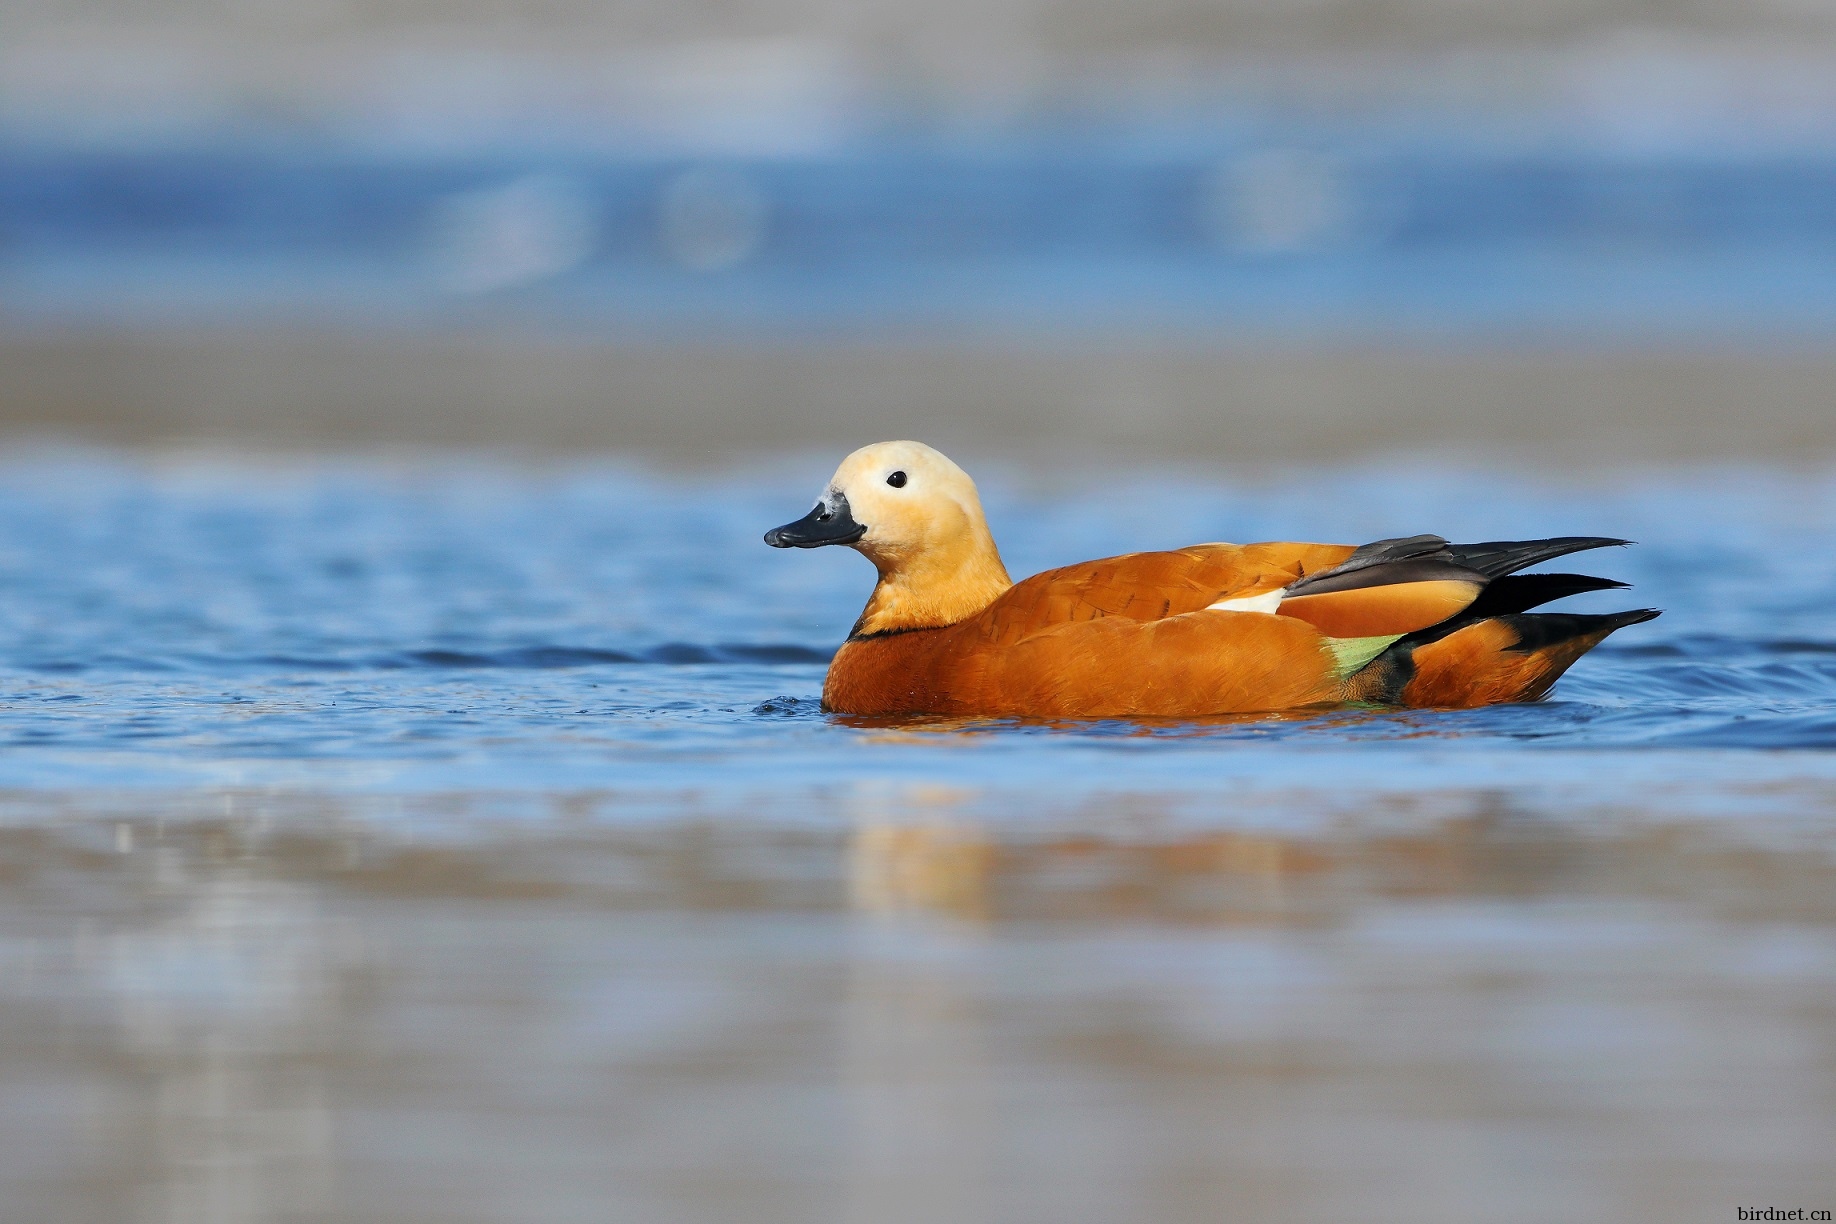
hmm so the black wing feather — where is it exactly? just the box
[1443,537,1630,579]
[1289,534,1631,598]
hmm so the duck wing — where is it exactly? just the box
[976,542,1358,645]
[973,535,1634,649]
[1275,535,1631,638]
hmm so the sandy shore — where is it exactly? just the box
[2,329,1833,466]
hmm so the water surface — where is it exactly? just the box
[1,453,1832,784]
[0,453,1831,1222]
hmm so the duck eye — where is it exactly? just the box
[886,471,907,488]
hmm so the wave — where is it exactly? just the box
[11,642,833,674]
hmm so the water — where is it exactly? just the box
[1,452,1832,784]
[1,452,1833,1221]
[11,135,1836,334]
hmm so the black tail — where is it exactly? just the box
[1501,607,1663,652]
[1400,592,1655,653]
[1462,573,1629,619]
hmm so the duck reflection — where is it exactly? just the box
[842,790,997,1224]
[831,703,1467,745]
[843,792,1608,926]
[851,820,997,921]
[847,812,1337,928]
[0,788,1831,1222]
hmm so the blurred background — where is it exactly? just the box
[4,6,1836,1224]
[4,0,1836,461]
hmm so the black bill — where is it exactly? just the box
[764,493,867,548]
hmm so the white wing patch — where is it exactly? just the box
[1206,588,1286,615]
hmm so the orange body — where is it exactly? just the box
[822,540,1647,717]
[826,543,1356,717]
[767,441,1655,719]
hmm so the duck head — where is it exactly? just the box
[766,441,1013,635]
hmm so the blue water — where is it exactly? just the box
[8,133,1836,332]
[1,453,1832,803]
[3,452,1833,1224]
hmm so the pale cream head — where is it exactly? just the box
[767,441,1014,635]
[823,441,991,569]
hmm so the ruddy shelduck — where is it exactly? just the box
[765,441,1658,717]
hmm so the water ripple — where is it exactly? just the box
[0,458,1829,790]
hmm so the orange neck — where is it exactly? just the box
[852,531,1013,637]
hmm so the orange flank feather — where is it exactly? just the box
[1277,579,1481,638]
[765,442,1659,718]
[1404,620,1548,708]
[973,542,1353,638]
[826,601,1345,718]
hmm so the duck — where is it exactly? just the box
[764,441,1658,718]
